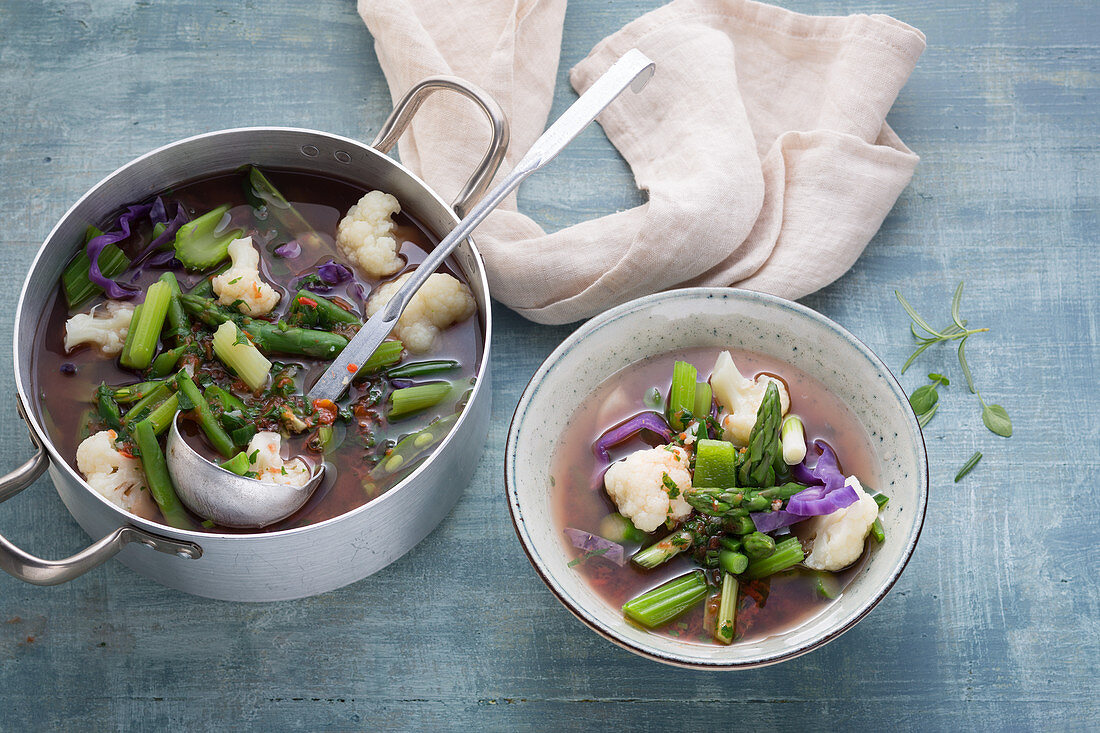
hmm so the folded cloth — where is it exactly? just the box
[359,0,925,325]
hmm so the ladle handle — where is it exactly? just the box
[307,50,655,403]
[0,399,201,586]
[371,76,511,217]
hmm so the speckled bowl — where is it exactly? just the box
[505,287,927,669]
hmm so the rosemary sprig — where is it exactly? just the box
[895,282,1013,438]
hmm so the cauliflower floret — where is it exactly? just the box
[76,430,157,516]
[212,236,280,316]
[335,190,403,278]
[603,445,693,533]
[710,351,791,445]
[64,300,135,355]
[803,477,880,571]
[245,432,312,487]
[366,272,476,353]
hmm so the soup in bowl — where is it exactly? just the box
[505,288,927,668]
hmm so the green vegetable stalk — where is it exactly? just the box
[622,571,708,628]
[132,420,191,529]
[738,382,782,487]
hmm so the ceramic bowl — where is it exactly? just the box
[505,287,928,668]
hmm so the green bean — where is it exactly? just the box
[174,373,235,458]
[132,419,191,529]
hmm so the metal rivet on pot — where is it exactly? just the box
[301,145,319,157]
[334,150,352,164]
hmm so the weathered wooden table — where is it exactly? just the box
[1,1,1095,729]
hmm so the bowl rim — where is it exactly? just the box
[14,125,493,541]
[504,286,929,669]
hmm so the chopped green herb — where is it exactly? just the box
[955,451,982,482]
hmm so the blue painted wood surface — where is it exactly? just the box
[0,0,1096,729]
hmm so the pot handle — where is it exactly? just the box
[0,400,202,586]
[371,76,510,217]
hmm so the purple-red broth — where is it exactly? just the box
[33,169,482,533]
[550,347,880,645]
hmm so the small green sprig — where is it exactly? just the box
[896,282,1013,438]
[909,373,949,427]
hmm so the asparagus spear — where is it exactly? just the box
[745,537,804,579]
[738,381,783,487]
[179,294,349,358]
[741,531,777,560]
[288,289,360,328]
[683,483,807,517]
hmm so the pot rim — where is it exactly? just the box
[14,125,493,541]
[504,286,929,669]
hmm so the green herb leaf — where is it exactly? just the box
[895,290,945,338]
[175,388,195,411]
[950,281,966,331]
[928,373,950,387]
[643,387,663,410]
[567,547,611,567]
[958,337,976,394]
[982,404,1013,437]
[909,384,939,414]
[955,451,982,482]
[917,403,938,428]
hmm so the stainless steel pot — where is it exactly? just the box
[0,78,508,601]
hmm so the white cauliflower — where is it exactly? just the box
[212,236,280,316]
[245,432,312,487]
[710,351,790,445]
[804,476,880,571]
[64,300,135,355]
[76,430,157,516]
[603,445,693,533]
[366,272,476,353]
[335,190,403,278]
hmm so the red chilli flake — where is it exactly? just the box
[346,363,359,373]
[298,296,318,308]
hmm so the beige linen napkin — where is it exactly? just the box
[360,0,926,325]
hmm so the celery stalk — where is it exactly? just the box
[211,322,271,391]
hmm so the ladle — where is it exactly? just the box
[166,48,655,529]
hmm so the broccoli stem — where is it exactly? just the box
[621,570,708,628]
[132,419,191,529]
[713,572,738,644]
[172,205,243,270]
[631,530,692,569]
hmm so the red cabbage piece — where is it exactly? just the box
[274,240,302,258]
[87,198,190,298]
[318,260,352,284]
[86,204,151,298]
[563,528,625,566]
[593,411,674,462]
[787,440,858,516]
[750,441,859,531]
